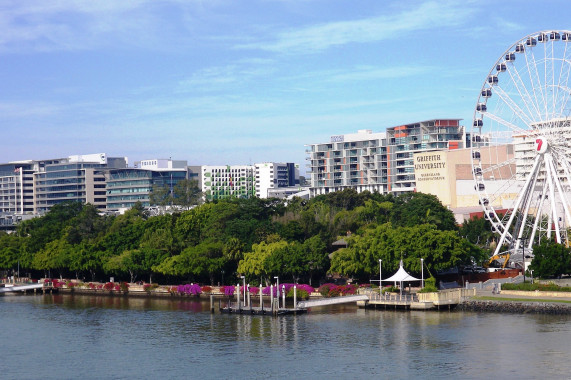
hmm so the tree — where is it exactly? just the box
[390,192,457,231]
[329,223,482,281]
[104,249,145,283]
[149,184,171,206]
[237,240,289,281]
[529,240,571,278]
[458,215,495,249]
[179,241,226,284]
[173,179,203,207]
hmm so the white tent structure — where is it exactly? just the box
[382,260,420,295]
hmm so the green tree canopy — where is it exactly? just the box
[529,240,571,279]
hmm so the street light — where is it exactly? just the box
[420,258,424,289]
[240,276,246,307]
[274,276,280,308]
[379,259,382,294]
[520,238,525,284]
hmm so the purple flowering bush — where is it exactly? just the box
[221,285,235,296]
[262,286,277,297]
[177,284,202,296]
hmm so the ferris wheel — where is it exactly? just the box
[471,30,571,264]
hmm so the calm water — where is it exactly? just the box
[1,294,570,379]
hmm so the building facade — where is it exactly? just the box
[254,162,300,198]
[201,165,256,201]
[306,129,388,197]
[106,159,188,211]
[306,119,468,197]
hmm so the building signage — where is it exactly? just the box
[414,154,446,182]
[330,135,344,142]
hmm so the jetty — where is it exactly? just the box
[357,288,476,311]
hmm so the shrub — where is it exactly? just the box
[419,277,438,293]
[201,286,212,293]
[502,282,571,292]
[248,286,260,295]
[262,286,277,297]
[382,285,399,294]
[221,285,235,296]
[65,280,75,288]
[120,282,129,292]
[177,284,202,296]
[286,288,309,300]
[341,284,357,295]
[318,283,335,297]
[144,283,159,292]
[296,284,315,294]
[103,282,115,291]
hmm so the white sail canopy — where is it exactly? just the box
[382,260,420,282]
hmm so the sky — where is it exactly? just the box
[1,0,570,173]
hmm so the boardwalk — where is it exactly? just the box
[0,283,45,293]
[297,294,368,308]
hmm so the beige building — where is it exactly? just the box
[414,145,520,222]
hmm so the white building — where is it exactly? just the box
[201,165,256,201]
[254,162,300,198]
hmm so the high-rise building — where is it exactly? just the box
[306,129,388,197]
[306,119,468,197]
[254,162,300,198]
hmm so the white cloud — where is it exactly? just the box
[0,0,199,52]
[237,1,475,53]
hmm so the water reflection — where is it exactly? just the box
[2,294,571,379]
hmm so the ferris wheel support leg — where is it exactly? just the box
[493,155,543,257]
[546,154,571,240]
[515,160,542,250]
[545,154,562,244]
[529,179,549,248]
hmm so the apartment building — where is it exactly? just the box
[306,119,468,197]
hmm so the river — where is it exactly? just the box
[1,294,570,379]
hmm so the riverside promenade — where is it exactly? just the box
[460,288,571,314]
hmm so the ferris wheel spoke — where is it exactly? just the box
[493,155,543,256]
[523,44,548,121]
[529,180,549,247]
[481,110,527,136]
[504,63,543,123]
[555,46,571,117]
[514,160,541,250]
[544,154,562,243]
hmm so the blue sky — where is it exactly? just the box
[1,0,570,172]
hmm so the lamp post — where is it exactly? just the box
[521,238,526,283]
[421,258,424,289]
[240,276,246,307]
[379,259,382,294]
[274,276,280,309]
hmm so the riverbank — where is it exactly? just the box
[459,299,571,314]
